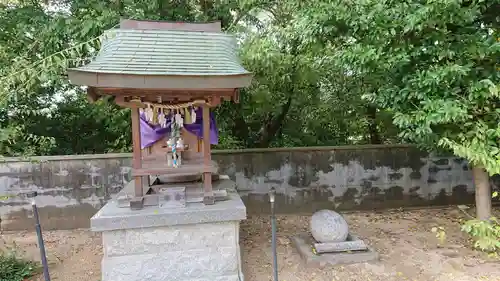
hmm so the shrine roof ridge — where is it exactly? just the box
[67,24,252,89]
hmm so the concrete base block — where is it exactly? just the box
[91,179,246,281]
[102,247,241,281]
[291,233,379,268]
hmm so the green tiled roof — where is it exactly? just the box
[71,29,250,76]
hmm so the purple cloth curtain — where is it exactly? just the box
[139,107,218,149]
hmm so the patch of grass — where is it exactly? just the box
[0,252,39,281]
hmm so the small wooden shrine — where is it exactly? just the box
[68,19,252,209]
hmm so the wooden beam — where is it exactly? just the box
[115,96,146,108]
[233,90,240,103]
[202,104,214,205]
[209,95,221,107]
[95,88,239,108]
[132,163,216,177]
[114,96,225,109]
[131,108,144,200]
[97,87,235,96]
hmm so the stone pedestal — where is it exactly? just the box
[91,180,246,281]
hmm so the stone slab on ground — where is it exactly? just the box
[291,233,379,268]
[314,239,368,254]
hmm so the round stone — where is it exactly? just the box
[310,209,349,243]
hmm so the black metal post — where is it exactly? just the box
[269,187,278,281]
[28,192,51,281]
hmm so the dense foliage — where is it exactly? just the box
[0,0,400,156]
[292,0,500,175]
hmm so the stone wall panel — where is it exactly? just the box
[102,222,237,257]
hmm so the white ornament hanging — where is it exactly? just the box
[175,112,184,128]
[191,107,197,123]
[145,105,154,123]
[158,112,166,128]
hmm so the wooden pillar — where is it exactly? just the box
[202,104,215,205]
[131,108,144,200]
[473,165,491,220]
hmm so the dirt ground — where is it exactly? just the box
[1,207,500,281]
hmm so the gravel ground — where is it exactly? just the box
[1,208,499,281]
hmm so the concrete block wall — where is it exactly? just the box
[1,145,493,231]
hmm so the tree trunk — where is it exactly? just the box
[115,0,124,16]
[158,0,169,19]
[201,0,214,19]
[366,105,381,144]
[257,96,292,147]
[472,165,491,220]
